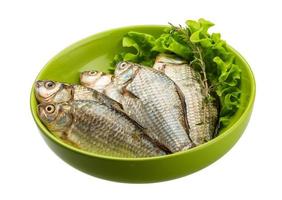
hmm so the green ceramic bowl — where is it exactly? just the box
[30,25,255,183]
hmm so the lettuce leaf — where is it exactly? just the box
[111,19,241,127]
[152,33,193,59]
[112,31,157,67]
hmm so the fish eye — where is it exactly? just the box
[119,62,128,69]
[45,81,55,89]
[45,105,55,113]
[89,71,98,75]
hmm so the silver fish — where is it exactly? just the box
[153,54,218,145]
[114,61,195,152]
[34,80,122,109]
[38,100,167,158]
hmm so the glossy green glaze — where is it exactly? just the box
[30,25,255,183]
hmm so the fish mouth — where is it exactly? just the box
[116,67,140,86]
[37,83,64,102]
[37,104,47,120]
[34,80,46,93]
[34,80,43,88]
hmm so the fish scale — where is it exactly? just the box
[153,54,218,145]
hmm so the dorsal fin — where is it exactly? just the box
[212,94,221,138]
[140,133,172,154]
[94,90,124,110]
[174,81,195,147]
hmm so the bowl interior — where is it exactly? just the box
[30,25,255,160]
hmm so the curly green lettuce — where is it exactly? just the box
[112,31,157,67]
[112,18,241,127]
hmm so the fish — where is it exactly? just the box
[38,100,167,158]
[34,80,122,109]
[153,54,219,145]
[114,61,195,152]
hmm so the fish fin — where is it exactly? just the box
[61,133,81,148]
[60,131,70,141]
[212,95,221,138]
[99,92,124,109]
[88,87,124,110]
[140,133,172,154]
[212,120,221,138]
[174,83,190,130]
[174,83,195,145]
[122,89,140,100]
[51,129,79,148]
[51,131,65,139]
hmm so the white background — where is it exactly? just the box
[0,0,281,199]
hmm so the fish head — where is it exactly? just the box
[80,70,113,92]
[38,103,72,132]
[34,80,72,103]
[80,70,103,86]
[153,54,187,72]
[115,61,139,85]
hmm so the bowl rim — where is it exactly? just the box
[30,25,256,161]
